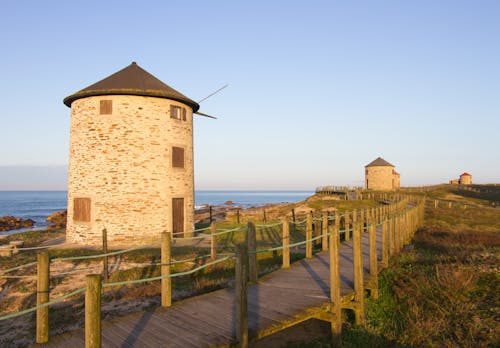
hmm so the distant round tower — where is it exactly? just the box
[365,157,399,191]
[63,62,199,245]
[459,172,472,185]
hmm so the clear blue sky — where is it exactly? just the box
[0,1,499,190]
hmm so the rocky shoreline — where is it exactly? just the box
[0,216,35,232]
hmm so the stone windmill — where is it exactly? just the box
[63,62,219,245]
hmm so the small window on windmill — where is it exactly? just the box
[100,100,112,115]
[74,198,91,222]
[170,105,181,120]
[172,147,185,168]
[170,105,187,121]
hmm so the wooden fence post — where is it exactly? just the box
[209,205,213,223]
[381,219,389,268]
[402,211,407,246]
[306,212,313,258]
[344,212,350,241]
[389,215,395,256]
[102,229,108,283]
[393,214,399,253]
[360,209,365,233]
[369,219,378,299]
[314,216,322,247]
[291,208,296,223]
[352,222,365,325]
[322,214,328,251]
[236,209,240,224]
[405,211,410,244]
[247,222,257,283]
[263,209,267,223]
[397,211,402,248]
[36,251,49,343]
[329,213,341,341]
[236,243,249,348]
[282,218,290,268]
[210,222,217,260]
[85,274,101,348]
[161,231,172,307]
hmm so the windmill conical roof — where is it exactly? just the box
[365,157,395,167]
[63,62,199,112]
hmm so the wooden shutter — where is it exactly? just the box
[170,105,180,119]
[172,147,184,168]
[74,198,91,222]
[172,198,184,236]
[100,100,112,115]
[182,108,187,121]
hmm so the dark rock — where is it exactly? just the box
[224,200,234,205]
[0,216,35,232]
[46,210,67,230]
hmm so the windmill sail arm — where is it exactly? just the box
[194,111,218,119]
[197,84,228,103]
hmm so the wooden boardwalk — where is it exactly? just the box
[37,229,382,347]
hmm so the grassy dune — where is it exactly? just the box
[288,185,499,347]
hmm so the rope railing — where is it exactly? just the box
[0,229,234,275]
[253,234,325,254]
[0,287,86,322]
[172,226,246,240]
[52,243,160,262]
[1,275,36,279]
[1,225,248,278]
[255,221,283,228]
[171,226,211,236]
[102,254,235,288]
[11,245,58,252]
[0,254,235,322]
[0,261,38,275]
[290,218,307,225]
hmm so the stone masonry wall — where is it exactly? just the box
[67,95,194,246]
[459,175,472,185]
[393,173,401,189]
[365,166,395,191]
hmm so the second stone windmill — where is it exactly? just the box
[63,62,222,245]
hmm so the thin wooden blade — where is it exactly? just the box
[194,111,218,119]
[197,84,228,103]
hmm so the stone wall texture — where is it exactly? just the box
[459,175,472,185]
[365,166,397,191]
[67,95,194,246]
[393,173,400,189]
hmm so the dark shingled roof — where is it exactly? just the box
[365,157,395,167]
[63,62,199,112]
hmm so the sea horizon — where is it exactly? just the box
[0,190,314,234]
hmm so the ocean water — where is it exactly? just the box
[195,190,313,208]
[0,190,313,233]
[0,191,67,232]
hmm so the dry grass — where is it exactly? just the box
[358,195,500,348]
[284,186,500,347]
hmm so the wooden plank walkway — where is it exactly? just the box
[37,228,382,347]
